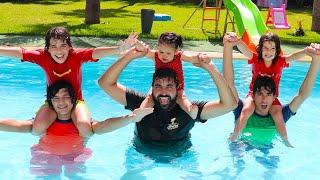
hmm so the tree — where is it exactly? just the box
[85,0,100,24]
[312,0,320,32]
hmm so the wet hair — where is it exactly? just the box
[46,81,76,109]
[252,75,276,95]
[158,32,183,50]
[152,68,179,88]
[256,33,281,64]
[45,27,72,51]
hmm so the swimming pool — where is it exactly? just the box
[0,56,319,179]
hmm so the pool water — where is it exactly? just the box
[0,56,319,179]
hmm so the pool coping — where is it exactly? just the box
[0,35,311,62]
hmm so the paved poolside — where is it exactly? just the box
[0,35,310,61]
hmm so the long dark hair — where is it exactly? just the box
[256,33,281,64]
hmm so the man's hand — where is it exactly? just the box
[228,133,238,142]
[135,40,149,53]
[281,137,294,148]
[125,43,149,60]
[223,32,240,47]
[196,53,216,71]
[130,108,154,123]
[305,43,320,57]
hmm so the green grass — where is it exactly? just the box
[0,0,319,44]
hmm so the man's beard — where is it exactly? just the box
[153,94,177,111]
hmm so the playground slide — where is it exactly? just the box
[224,0,268,43]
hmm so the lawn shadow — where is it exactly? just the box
[7,22,135,44]
[55,7,139,19]
[286,7,313,16]
[117,0,197,8]
[0,0,78,5]
[119,0,198,5]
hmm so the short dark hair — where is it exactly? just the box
[46,81,76,109]
[253,75,276,95]
[152,68,179,88]
[256,32,281,64]
[45,26,72,51]
[158,32,183,49]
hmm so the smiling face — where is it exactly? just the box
[47,38,71,64]
[253,87,275,116]
[157,44,176,63]
[51,88,74,120]
[262,41,276,63]
[257,33,281,64]
[152,77,178,110]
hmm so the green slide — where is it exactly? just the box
[224,0,268,40]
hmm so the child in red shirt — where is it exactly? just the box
[0,26,137,137]
[226,32,309,146]
[138,32,208,119]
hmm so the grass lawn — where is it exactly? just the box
[0,0,319,44]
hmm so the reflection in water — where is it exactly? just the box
[29,135,92,178]
[121,136,201,179]
[229,141,280,178]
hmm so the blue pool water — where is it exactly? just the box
[0,56,320,179]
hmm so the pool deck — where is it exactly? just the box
[0,35,311,62]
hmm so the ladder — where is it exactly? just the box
[201,0,223,32]
[183,0,223,33]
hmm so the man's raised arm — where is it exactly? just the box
[289,46,320,113]
[198,55,237,120]
[98,47,148,106]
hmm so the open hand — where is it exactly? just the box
[124,32,138,47]
[119,32,138,54]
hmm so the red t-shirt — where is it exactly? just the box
[248,53,289,97]
[22,48,98,100]
[37,119,84,155]
[155,51,184,90]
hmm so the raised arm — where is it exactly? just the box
[289,45,320,113]
[222,33,240,102]
[92,46,123,59]
[198,55,237,120]
[98,47,148,105]
[221,32,254,59]
[92,108,153,134]
[284,48,306,62]
[134,40,155,60]
[0,119,32,133]
[236,39,254,59]
[223,33,248,141]
[0,47,23,59]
